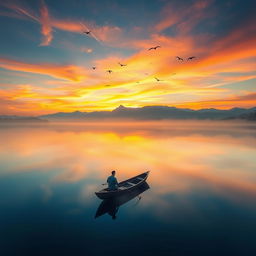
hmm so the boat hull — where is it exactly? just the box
[95,171,149,199]
[95,182,150,218]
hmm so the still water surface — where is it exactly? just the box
[0,121,256,256]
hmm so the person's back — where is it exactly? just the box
[107,170,118,190]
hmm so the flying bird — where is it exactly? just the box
[118,62,127,67]
[148,46,161,50]
[176,56,184,61]
[80,22,102,44]
[106,70,113,74]
[83,30,91,35]
[187,56,196,61]
[155,77,163,82]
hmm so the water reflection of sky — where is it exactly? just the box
[0,121,256,256]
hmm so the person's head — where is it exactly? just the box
[111,170,116,176]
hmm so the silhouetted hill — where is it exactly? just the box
[0,116,47,123]
[38,106,256,121]
[225,109,256,121]
[39,111,86,119]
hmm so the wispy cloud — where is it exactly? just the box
[154,0,214,34]
[0,58,87,81]
[175,92,256,109]
[39,0,53,46]
[0,0,123,46]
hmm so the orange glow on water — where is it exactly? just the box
[1,121,255,203]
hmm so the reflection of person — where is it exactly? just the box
[108,206,119,220]
[107,170,118,190]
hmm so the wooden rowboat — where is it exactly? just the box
[95,171,150,200]
[95,182,150,218]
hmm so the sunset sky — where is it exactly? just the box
[0,0,255,115]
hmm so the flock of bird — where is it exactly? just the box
[82,29,197,84]
[176,56,196,61]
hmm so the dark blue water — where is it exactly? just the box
[1,172,256,256]
[0,122,256,256]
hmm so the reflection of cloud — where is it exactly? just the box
[79,184,99,205]
[52,165,89,183]
[66,208,83,215]
[40,184,53,202]
[0,121,255,207]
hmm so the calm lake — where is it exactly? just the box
[0,120,256,256]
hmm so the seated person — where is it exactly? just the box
[107,170,118,190]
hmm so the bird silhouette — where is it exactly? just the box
[148,46,161,50]
[176,56,184,61]
[187,56,196,61]
[83,30,91,35]
[106,70,113,74]
[92,67,96,70]
[118,62,127,67]
[80,22,101,43]
[155,77,163,82]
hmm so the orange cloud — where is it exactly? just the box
[0,21,255,115]
[39,0,53,46]
[0,58,87,81]
[0,1,255,114]
[0,1,53,46]
[0,1,122,46]
[154,0,214,34]
[51,18,122,44]
[175,92,256,109]
[0,1,39,22]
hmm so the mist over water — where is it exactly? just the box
[0,120,256,256]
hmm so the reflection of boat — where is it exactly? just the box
[95,171,150,200]
[95,182,150,219]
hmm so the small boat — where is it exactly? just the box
[95,171,150,200]
[95,182,150,219]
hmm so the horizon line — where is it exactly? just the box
[1,105,255,117]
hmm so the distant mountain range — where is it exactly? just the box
[38,105,256,121]
[0,115,47,123]
[1,106,255,122]
[225,110,256,121]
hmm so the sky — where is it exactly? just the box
[0,0,255,115]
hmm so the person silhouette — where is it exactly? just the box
[107,170,118,190]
